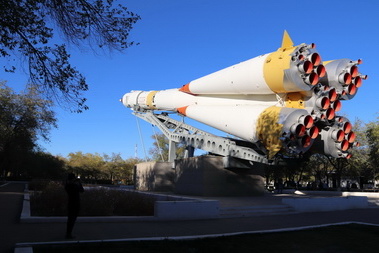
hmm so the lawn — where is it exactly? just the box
[33,223,379,253]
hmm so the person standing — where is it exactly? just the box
[65,173,84,239]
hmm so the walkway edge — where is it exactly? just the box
[21,191,220,223]
[14,221,379,249]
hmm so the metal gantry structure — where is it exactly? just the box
[134,110,268,164]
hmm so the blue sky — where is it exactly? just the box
[1,0,379,159]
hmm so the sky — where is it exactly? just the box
[1,0,379,160]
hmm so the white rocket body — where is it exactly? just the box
[121,31,366,159]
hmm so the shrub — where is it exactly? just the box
[30,184,155,216]
[30,181,67,216]
[29,179,61,191]
[112,191,155,216]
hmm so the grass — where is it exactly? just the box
[30,181,155,216]
[32,223,379,253]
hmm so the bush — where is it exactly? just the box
[80,188,155,216]
[30,181,67,216]
[30,184,155,216]
[28,179,61,191]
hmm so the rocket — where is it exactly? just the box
[121,31,366,160]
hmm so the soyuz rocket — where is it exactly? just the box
[121,31,367,160]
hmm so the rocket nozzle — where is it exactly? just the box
[316,65,326,78]
[338,140,350,151]
[331,129,345,142]
[344,83,357,95]
[338,73,352,85]
[301,135,312,148]
[298,115,314,129]
[332,100,342,112]
[304,72,319,85]
[325,108,335,120]
[342,121,352,134]
[349,65,359,78]
[328,88,338,102]
[308,126,319,139]
[316,96,330,110]
[353,76,362,87]
[346,131,356,143]
[298,60,314,74]
[291,124,306,137]
[308,43,316,49]
[308,53,321,66]
[361,74,368,80]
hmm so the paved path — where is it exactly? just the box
[2,182,379,253]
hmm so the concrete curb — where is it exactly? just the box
[21,187,379,224]
[155,200,219,220]
[282,196,369,212]
[21,190,220,223]
[14,221,379,250]
[20,191,30,220]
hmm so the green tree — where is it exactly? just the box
[364,117,379,183]
[65,152,142,184]
[0,81,57,178]
[282,158,307,185]
[25,151,66,179]
[149,133,186,162]
[326,157,349,188]
[0,0,140,112]
[102,152,132,183]
[123,157,144,185]
[305,154,332,188]
[345,119,370,182]
[66,151,105,181]
[101,153,143,184]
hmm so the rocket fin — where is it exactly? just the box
[281,30,294,49]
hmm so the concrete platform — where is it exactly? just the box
[21,187,379,223]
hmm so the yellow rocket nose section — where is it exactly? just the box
[263,46,296,94]
[256,105,316,159]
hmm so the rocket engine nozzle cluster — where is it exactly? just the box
[121,31,366,160]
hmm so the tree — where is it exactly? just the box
[24,151,66,179]
[123,157,144,185]
[66,151,105,181]
[326,157,349,188]
[0,0,140,112]
[102,152,133,183]
[0,81,57,177]
[344,119,370,184]
[65,152,141,184]
[364,117,379,183]
[305,154,332,188]
[149,133,186,162]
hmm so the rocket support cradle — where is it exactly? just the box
[122,31,367,162]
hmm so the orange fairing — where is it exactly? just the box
[177,106,188,116]
[178,83,192,94]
